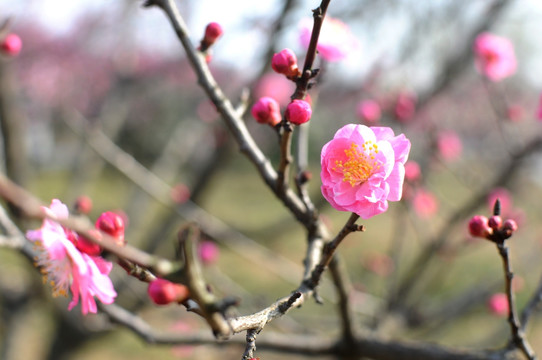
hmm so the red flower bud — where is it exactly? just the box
[503,219,518,233]
[271,48,299,78]
[74,195,93,214]
[488,215,502,230]
[468,215,492,238]
[148,278,190,305]
[76,234,103,256]
[96,211,125,246]
[204,22,223,44]
[1,34,22,57]
[285,99,312,125]
[251,97,282,126]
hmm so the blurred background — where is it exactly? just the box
[1,0,542,359]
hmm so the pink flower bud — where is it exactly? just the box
[488,215,502,230]
[271,49,299,78]
[74,195,93,214]
[148,278,189,305]
[503,219,518,233]
[1,33,22,57]
[286,99,312,125]
[356,99,381,123]
[171,183,191,204]
[96,211,125,246]
[468,215,492,238]
[488,293,508,316]
[198,240,219,265]
[251,97,282,126]
[204,22,223,44]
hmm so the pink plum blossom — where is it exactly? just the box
[254,73,294,107]
[299,17,358,62]
[474,32,516,82]
[320,125,411,219]
[26,199,117,315]
[356,100,381,124]
[437,131,462,162]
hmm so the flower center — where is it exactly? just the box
[334,141,379,186]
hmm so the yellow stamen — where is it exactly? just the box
[333,141,380,187]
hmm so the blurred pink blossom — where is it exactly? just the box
[356,99,381,124]
[26,200,117,315]
[394,92,417,122]
[412,188,439,218]
[320,125,411,219]
[487,187,512,214]
[363,253,394,277]
[488,293,508,316]
[254,73,294,107]
[506,104,523,122]
[1,33,22,56]
[198,240,219,265]
[404,161,421,182]
[537,93,542,121]
[474,32,516,82]
[171,183,191,204]
[437,131,462,162]
[299,17,358,62]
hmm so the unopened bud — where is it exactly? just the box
[502,219,518,236]
[488,215,502,231]
[96,211,125,246]
[271,49,299,78]
[285,99,312,125]
[251,97,282,126]
[1,34,22,57]
[199,22,223,52]
[74,195,93,214]
[468,215,492,238]
[148,278,190,305]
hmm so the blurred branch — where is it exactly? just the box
[0,60,27,188]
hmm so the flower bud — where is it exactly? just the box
[503,219,518,233]
[285,99,312,125]
[74,195,93,215]
[148,278,190,305]
[251,97,282,126]
[1,33,22,57]
[76,232,103,256]
[271,49,299,78]
[96,211,125,246]
[488,215,502,231]
[468,215,491,238]
[204,22,223,44]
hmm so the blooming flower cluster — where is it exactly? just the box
[26,200,118,315]
[320,125,411,219]
[474,32,516,82]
